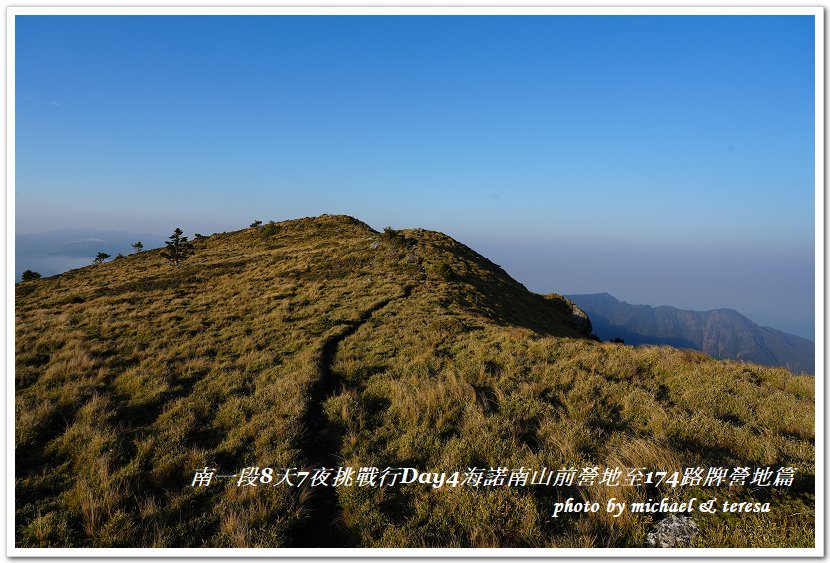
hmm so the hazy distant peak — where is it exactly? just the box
[566,292,814,375]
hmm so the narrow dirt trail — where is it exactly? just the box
[291,284,414,547]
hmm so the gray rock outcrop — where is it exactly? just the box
[647,515,699,548]
[567,302,593,337]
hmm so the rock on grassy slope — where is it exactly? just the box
[15,215,814,548]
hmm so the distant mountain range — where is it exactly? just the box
[565,293,814,375]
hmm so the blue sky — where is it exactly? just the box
[15,15,816,338]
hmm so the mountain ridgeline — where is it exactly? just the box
[565,293,814,375]
[15,215,814,548]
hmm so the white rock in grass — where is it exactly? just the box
[647,515,699,547]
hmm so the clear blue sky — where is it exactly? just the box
[15,15,816,337]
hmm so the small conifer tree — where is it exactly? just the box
[21,270,41,282]
[93,252,110,265]
[162,228,194,266]
[131,241,144,253]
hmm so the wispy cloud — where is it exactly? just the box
[22,95,64,107]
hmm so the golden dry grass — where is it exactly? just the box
[15,214,814,548]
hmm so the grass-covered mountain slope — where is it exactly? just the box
[15,215,814,548]
[566,293,814,375]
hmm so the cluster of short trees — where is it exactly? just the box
[22,219,272,282]
[87,229,194,267]
[19,228,197,283]
[106,229,192,266]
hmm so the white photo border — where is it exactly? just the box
[4,4,824,559]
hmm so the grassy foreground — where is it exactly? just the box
[15,215,814,548]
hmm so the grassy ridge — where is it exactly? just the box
[15,215,814,547]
